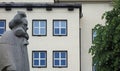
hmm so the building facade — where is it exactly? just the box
[0,0,112,71]
[0,0,81,71]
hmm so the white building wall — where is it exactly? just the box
[0,1,113,71]
[80,2,112,71]
[0,8,80,71]
[0,0,54,3]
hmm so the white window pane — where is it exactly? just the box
[54,21,59,27]
[40,21,46,27]
[33,28,39,35]
[33,21,39,27]
[40,28,45,35]
[33,20,47,36]
[0,21,5,27]
[61,21,66,27]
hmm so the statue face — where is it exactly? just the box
[21,18,28,32]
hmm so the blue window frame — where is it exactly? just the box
[32,51,47,68]
[53,20,67,36]
[0,20,6,36]
[53,51,67,68]
[32,20,47,36]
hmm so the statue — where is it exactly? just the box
[0,11,30,71]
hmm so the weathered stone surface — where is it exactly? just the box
[0,11,29,71]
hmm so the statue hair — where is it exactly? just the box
[9,11,27,29]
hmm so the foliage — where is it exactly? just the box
[89,0,120,71]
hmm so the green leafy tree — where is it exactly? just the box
[89,0,120,71]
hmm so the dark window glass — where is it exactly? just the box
[0,20,6,35]
[33,51,47,68]
[53,51,67,67]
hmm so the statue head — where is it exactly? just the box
[9,11,29,39]
[9,11,28,31]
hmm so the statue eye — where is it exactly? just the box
[24,24,27,27]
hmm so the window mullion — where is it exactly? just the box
[40,27,45,28]
[59,21,61,35]
[39,21,41,35]
[39,52,41,66]
[54,53,55,66]
[59,52,61,66]
[0,27,4,28]
[33,53,35,66]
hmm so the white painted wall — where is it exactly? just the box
[0,1,113,71]
[0,8,80,71]
[80,2,112,71]
[0,0,54,3]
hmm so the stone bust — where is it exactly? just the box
[0,11,30,71]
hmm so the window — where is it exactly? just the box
[92,59,96,71]
[92,29,97,42]
[32,51,47,68]
[53,51,67,68]
[0,20,6,36]
[32,20,47,36]
[92,63,96,71]
[53,20,67,36]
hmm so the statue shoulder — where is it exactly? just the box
[0,31,15,44]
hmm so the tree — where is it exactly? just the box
[89,0,120,71]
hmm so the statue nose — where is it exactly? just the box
[26,27,28,30]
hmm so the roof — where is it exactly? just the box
[0,2,81,8]
[54,0,112,2]
[0,2,82,18]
